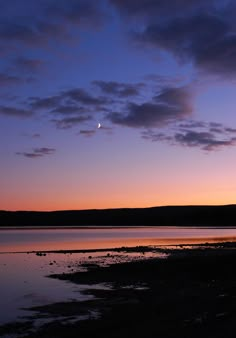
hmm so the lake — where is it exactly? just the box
[1,226,236,252]
[1,226,236,329]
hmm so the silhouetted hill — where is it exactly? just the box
[0,205,236,227]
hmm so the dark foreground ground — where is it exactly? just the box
[1,243,236,338]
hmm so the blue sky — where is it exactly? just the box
[1,0,236,210]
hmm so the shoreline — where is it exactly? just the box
[1,242,236,337]
[1,238,236,254]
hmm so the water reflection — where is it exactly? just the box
[1,226,236,327]
[0,249,164,325]
[1,226,236,252]
[0,252,90,324]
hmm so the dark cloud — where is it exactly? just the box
[144,74,186,87]
[178,120,206,129]
[196,34,236,76]
[0,105,32,117]
[209,127,224,134]
[175,131,236,151]
[46,0,106,28]
[136,13,228,60]
[0,21,39,44]
[110,0,215,19]
[142,120,236,151]
[30,95,62,110]
[225,127,236,133]
[22,132,41,138]
[0,73,20,86]
[51,105,87,115]
[0,0,106,50]
[209,122,223,128]
[107,86,192,128]
[30,88,109,112]
[32,133,41,138]
[79,129,96,137]
[93,80,144,97]
[97,124,113,131]
[29,87,109,129]
[52,116,91,129]
[62,88,108,106]
[79,124,113,136]
[27,81,194,130]
[142,130,173,143]
[16,147,56,158]
[111,0,236,77]
[137,12,236,76]
[13,57,44,72]
[0,21,66,47]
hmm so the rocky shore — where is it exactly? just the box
[1,242,236,338]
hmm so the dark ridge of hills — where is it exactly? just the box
[0,205,236,227]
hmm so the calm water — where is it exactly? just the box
[1,226,236,329]
[1,226,236,252]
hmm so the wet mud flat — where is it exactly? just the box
[1,242,236,338]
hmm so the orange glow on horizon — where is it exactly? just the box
[1,236,236,253]
[1,141,236,211]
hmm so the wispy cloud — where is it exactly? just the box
[107,86,193,128]
[110,0,214,18]
[13,57,45,72]
[52,116,92,129]
[22,132,41,138]
[175,130,236,151]
[27,81,143,129]
[93,80,144,97]
[0,105,32,117]
[16,147,56,158]
[4,74,236,152]
[79,129,96,137]
[0,73,21,86]
[142,120,236,151]
[0,1,106,50]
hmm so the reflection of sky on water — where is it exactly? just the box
[1,226,236,326]
[0,252,91,324]
[1,226,236,252]
[0,249,162,326]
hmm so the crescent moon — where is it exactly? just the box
[97,123,101,129]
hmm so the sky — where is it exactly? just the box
[1,0,236,211]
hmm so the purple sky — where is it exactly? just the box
[1,0,236,210]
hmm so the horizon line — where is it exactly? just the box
[1,203,236,213]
